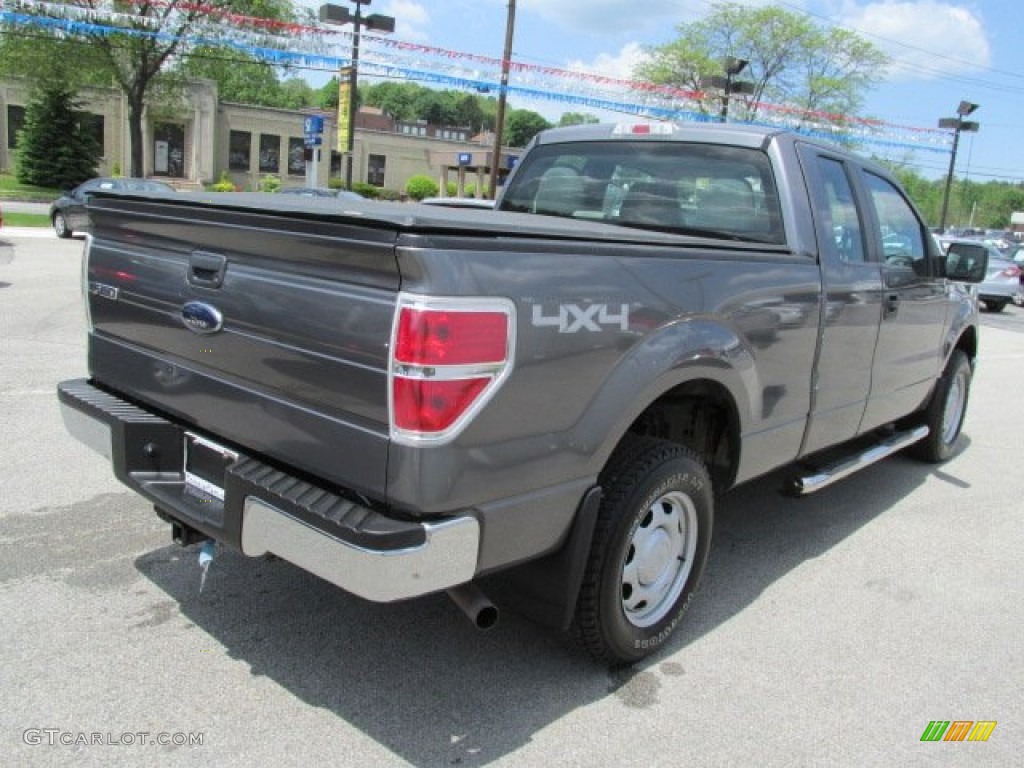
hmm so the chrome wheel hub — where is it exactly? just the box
[621,490,698,628]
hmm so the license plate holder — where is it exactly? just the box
[184,432,238,502]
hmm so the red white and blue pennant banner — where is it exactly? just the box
[0,0,952,153]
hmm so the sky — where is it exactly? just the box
[310,0,1022,192]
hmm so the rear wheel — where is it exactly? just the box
[53,212,71,239]
[910,349,972,463]
[982,299,1007,313]
[573,435,712,664]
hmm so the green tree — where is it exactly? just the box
[277,78,316,110]
[637,3,887,127]
[505,109,551,147]
[317,76,340,110]
[0,0,304,177]
[181,47,283,106]
[558,112,601,127]
[16,84,102,187]
[360,82,496,131]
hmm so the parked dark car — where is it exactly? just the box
[51,178,174,238]
[278,187,365,201]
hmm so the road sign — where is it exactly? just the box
[304,116,324,135]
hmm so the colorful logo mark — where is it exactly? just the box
[920,721,997,742]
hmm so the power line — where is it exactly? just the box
[773,0,1024,82]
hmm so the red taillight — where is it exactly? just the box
[1001,265,1021,278]
[395,308,508,365]
[390,296,515,442]
[392,377,490,433]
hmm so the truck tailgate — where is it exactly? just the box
[83,193,400,501]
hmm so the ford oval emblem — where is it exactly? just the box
[181,301,223,335]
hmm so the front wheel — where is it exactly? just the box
[982,299,1007,313]
[53,212,71,239]
[573,436,712,664]
[910,349,972,463]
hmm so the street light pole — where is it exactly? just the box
[319,2,395,190]
[719,57,750,123]
[700,57,753,123]
[938,100,980,232]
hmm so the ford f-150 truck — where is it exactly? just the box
[58,122,987,663]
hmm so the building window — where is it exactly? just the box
[229,130,251,171]
[367,154,386,187]
[6,105,25,149]
[259,134,280,173]
[287,137,305,176]
[330,151,342,176]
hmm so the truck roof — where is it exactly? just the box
[531,121,785,150]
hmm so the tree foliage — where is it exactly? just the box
[359,82,556,145]
[180,47,283,106]
[505,109,551,147]
[0,0,305,177]
[876,158,1024,229]
[637,3,888,126]
[405,173,439,201]
[16,84,102,187]
[360,82,498,133]
[558,112,601,127]
[180,48,316,109]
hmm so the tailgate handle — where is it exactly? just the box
[188,250,227,289]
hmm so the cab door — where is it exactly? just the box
[796,146,883,455]
[856,169,950,431]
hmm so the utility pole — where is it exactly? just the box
[489,0,516,199]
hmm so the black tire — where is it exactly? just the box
[982,299,1007,313]
[53,212,71,239]
[573,435,713,664]
[909,349,972,463]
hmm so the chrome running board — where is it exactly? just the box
[785,425,929,496]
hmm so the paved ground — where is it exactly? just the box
[1,232,1021,766]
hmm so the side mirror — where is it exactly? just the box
[945,242,988,283]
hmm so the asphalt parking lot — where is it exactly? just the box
[1,232,1021,766]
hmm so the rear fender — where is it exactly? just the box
[569,317,755,479]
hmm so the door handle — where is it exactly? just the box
[884,293,900,319]
[187,250,227,289]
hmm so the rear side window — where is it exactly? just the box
[499,141,784,244]
[816,157,866,263]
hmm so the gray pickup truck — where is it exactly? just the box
[58,122,987,663]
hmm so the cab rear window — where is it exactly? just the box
[499,141,784,244]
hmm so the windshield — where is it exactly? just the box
[499,140,784,244]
